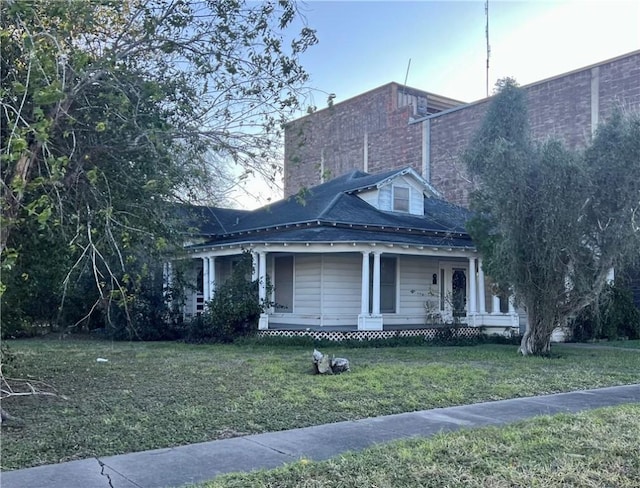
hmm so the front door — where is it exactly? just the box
[451,268,467,317]
[439,263,468,322]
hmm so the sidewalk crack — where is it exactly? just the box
[97,458,115,488]
[243,437,296,457]
[96,458,144,488]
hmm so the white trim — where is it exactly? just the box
[191,242,476,258]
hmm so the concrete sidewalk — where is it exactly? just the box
[2,384,639,488]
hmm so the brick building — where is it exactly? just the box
[285,50,640,208]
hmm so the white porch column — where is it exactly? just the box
[251,252,259,281]
[258,251,269,330]
[202,257,210,302]
[492,295,501,314]
[508,294,517,327]
[357,250,382,331]
[468,257,477,314]
[606,267,615,284]
[162,262,173,304]
[209,257,216,297]
[360,251,370,315]
[478,258,486,314]
[258,252,267,303]
[372,251,381,315]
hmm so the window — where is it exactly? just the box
[274,256,294,313]
[369,257,397,313]
[393,186,410,212]
[380,257,397,313]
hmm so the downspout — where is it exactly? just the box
[422,118,431,182]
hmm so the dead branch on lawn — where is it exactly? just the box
[0,364,67,425]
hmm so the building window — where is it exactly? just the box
[393,186,410,212]
[274,256,294,313]
[370,256,397,313]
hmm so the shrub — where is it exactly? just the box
[102,262,186,341]
[185,253,267,343]
[571,283,640,341]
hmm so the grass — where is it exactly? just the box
[602,339,640,349]
[2,337,640,471]
[197,404,640,488]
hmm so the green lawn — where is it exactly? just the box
[602,339,640,349]
[2,338,640,471]
[198,404,640,488]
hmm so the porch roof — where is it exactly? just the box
[186,223,474,251]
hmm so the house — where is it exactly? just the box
[177,167,520,340]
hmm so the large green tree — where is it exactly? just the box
[466,79,640,356]
[1,0,316,330]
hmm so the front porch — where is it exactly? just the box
[180,245,522,338]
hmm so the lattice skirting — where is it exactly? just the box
[257,327,481,342]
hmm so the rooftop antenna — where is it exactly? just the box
[485,1,491,97]
[404,58,412,89]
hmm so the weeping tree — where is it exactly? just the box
[465,79,640,356]
[1,0,316,328]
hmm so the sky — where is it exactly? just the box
[296,0,640,106]
[234,0,640,208]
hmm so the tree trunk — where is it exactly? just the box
[519,327,551,356]
[518,307,554,356]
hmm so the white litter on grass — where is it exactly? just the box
[96,358,109,363]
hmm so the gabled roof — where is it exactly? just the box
[184,168,474,250]
[345,167,442,198]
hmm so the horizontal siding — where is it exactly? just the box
[294,255,321,314]
[409,185,423,215]
[357,190,378,207]
[399,256,439,315]
[378,185,392,211]
[322,254,361,315]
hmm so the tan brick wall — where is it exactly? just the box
[429,51,640,206]
[285,51,640,206]
[599,54,640,118]
[284,83,428,197]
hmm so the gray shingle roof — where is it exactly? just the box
[184,168,474,249]
[195,224,474,249]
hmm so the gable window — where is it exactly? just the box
[393,186,410,212]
